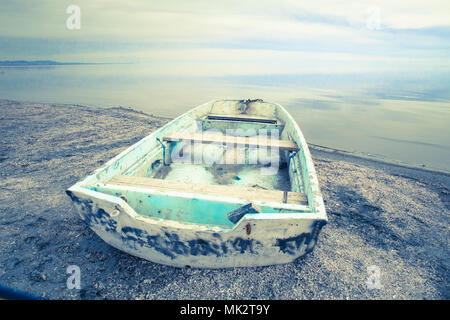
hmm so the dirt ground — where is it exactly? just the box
[0,99,448,299]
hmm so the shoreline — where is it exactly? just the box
[0,99,448,299]
[2,98,447,176]
[309,143,450,177]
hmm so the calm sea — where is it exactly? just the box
[1,64,449,172]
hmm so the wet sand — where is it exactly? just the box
[0,99,448,299]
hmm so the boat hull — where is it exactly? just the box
[67,188,325,268]
[66,99,327,268]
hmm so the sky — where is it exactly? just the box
[0,1,449,171]
[0,0,449,76]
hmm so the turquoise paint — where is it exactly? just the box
[94,186,238,227]
[299,148,314,211]
[88,185,309,227]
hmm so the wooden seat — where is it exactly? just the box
[206,113,278,124]
[108,175,307,205]
[163,132,299,152]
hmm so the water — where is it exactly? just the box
[0,63,449,172]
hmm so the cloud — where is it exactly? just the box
[1,0,449,40]
[0,0,448,75]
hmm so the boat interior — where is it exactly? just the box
[88,100,313,227]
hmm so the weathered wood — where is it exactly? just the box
[108,174,307,205]
[227,202,262,224]
[207,113,278,124]
[163,132,299,151]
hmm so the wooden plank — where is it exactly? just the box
[207,113,278,124]
[108,175,307,205]
[163,132,298,151]
[201,119,283,135]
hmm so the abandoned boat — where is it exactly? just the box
[66,99,327,268]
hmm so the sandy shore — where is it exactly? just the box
[0,99,448,299]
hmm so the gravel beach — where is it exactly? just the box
[0,99,448,299]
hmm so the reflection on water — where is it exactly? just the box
[0,64,449,172]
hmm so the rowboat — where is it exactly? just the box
[66,99,327,268]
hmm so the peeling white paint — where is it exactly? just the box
[67,99,327,267]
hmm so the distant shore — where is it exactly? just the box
[0,60,131,66]
[0,99,448,299]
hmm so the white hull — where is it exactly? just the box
[67,99,327,268]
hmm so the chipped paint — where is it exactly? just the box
[66,99,327,268]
